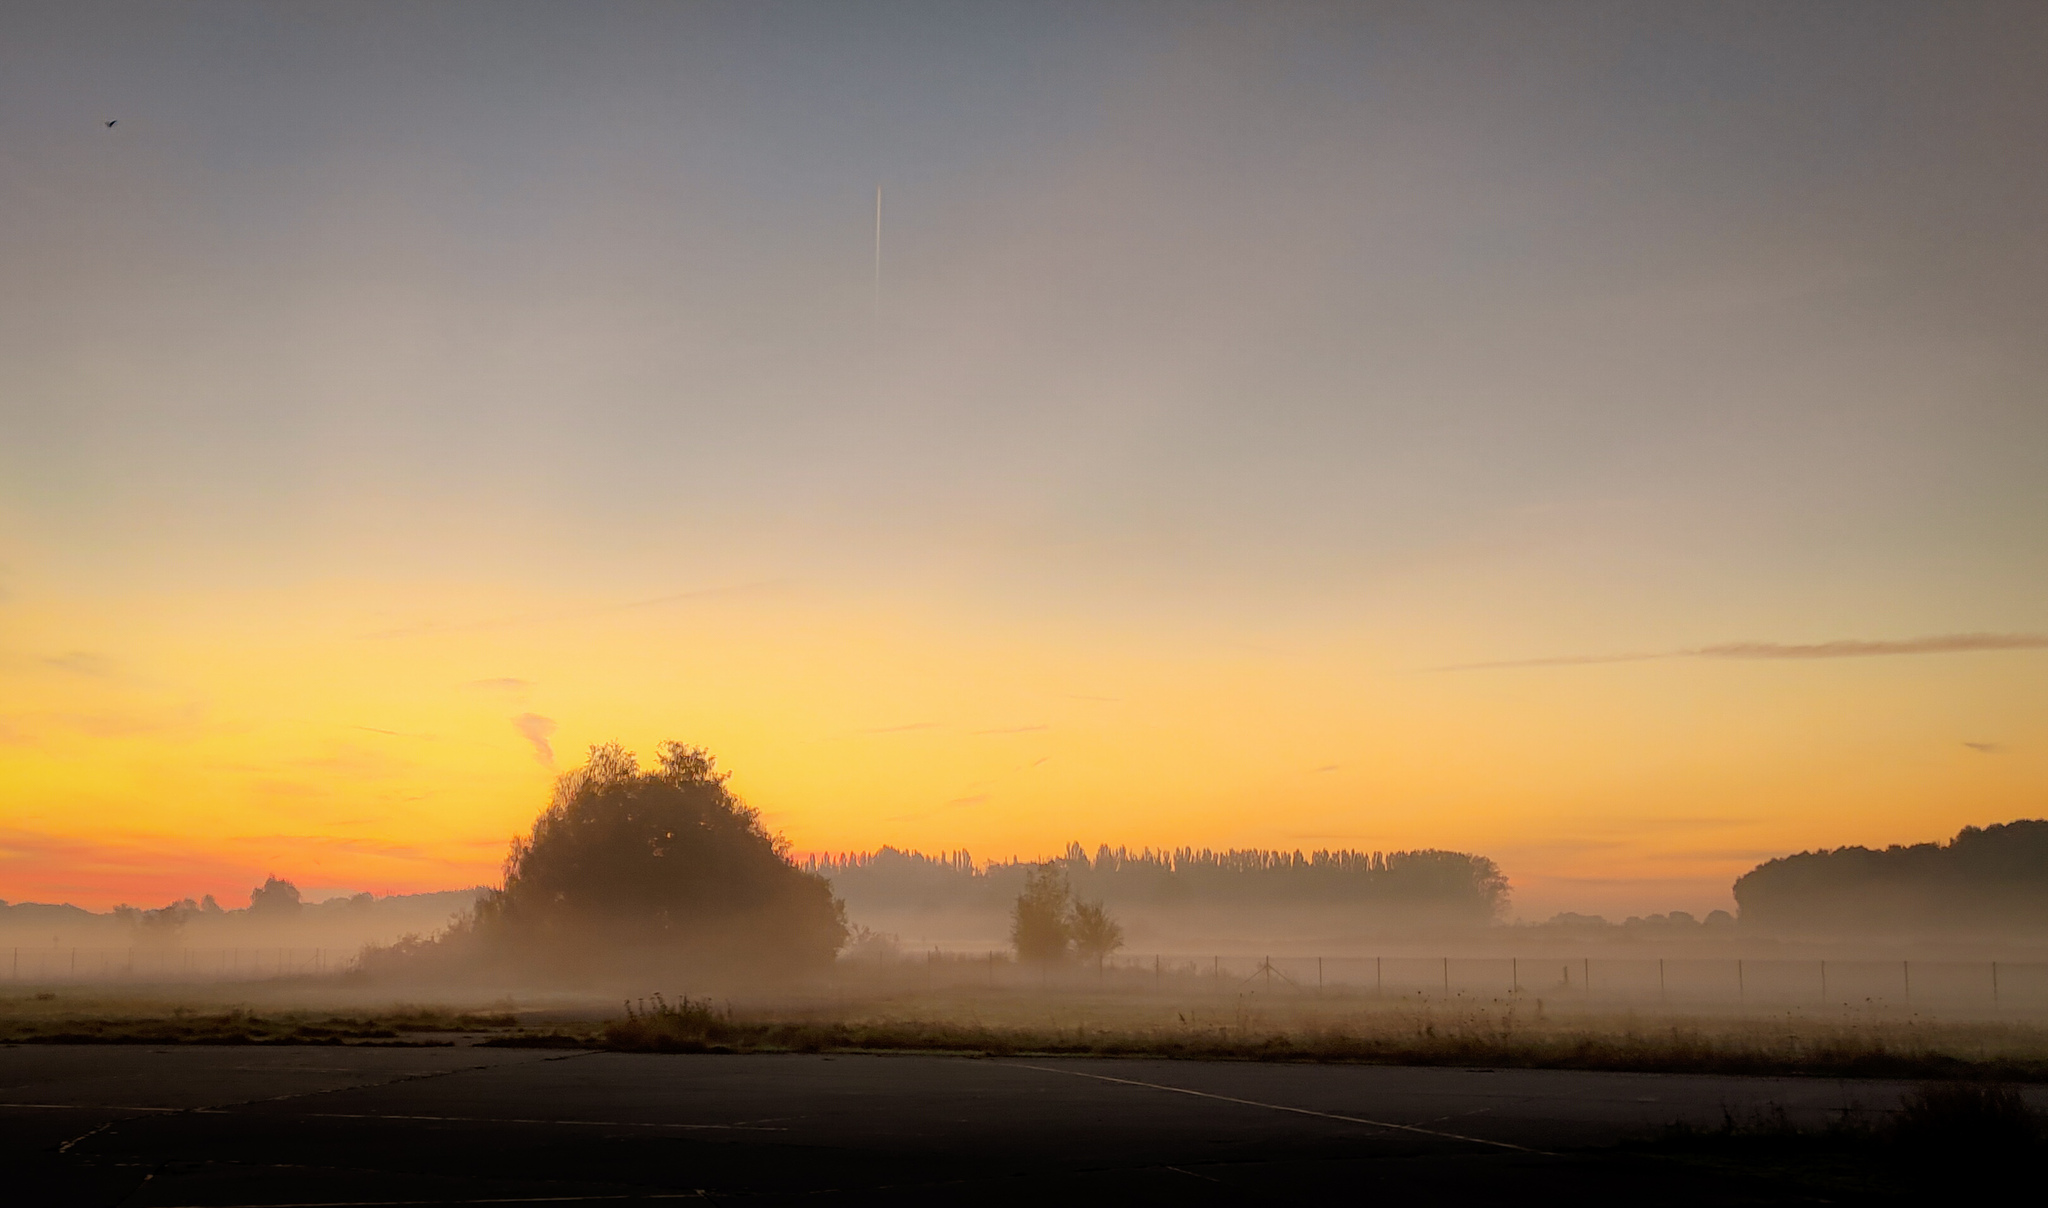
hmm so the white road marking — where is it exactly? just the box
[296,1111,786,1131]
[1005,1062,1547,1154]
[150,1197,707,1207]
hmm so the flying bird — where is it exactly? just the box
[105,119,117,127]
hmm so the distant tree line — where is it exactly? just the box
[808,841,1509,922]
[1735,820,2048,935]
[0,882,484,946]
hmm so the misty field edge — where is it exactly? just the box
[11,1021,2044,1084]
[586,1021,2048,1081]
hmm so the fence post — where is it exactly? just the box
[1737,959,1744,1004]
[1376,956,1382,997]
[1820,960,1828,1004]
[1902,960,1909,1002]
[1993,961,2000,1005]
[1583,957,1591,998]
[1442,956,1449,997]
[1213,955,1219,982]
[1659,958,1665,1003]
[1317,956,1323,990]
[1511,957,1517,993]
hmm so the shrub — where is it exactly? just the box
[467,742,848,980]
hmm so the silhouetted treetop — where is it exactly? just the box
[1735,820,2048,936]
[476,742,846,972]
[249,876,302,914]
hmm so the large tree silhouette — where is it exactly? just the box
[473,742,847,976]
[1736,820,2048,936]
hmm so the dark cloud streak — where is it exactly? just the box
[1440,633,2046,672]
[1435,652,1668,671]
[1691,634,2047,659]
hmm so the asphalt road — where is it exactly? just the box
[0,1045,1971,1205]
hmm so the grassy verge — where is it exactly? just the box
[594,992,2048,1080]
[0,995,553,1046]
[10,987,2048,1083]
[1620,1082,2046,1199]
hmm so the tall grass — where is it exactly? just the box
[0,994,527,1044]
[595,989,2048,1079]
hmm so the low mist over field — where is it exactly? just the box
[11,743,2048,1011]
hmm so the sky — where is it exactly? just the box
[2,1,2045,918]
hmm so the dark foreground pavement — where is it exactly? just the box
[0,1045,1956,1205]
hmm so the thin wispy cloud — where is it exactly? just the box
[1694,634,2048,659]
[885,792,991,823]
[42,651,115,677]
[1439,633,2047,671]
[0,704,210,741]
[1436,652,1670,671]
[1963,741,2006,754]
[348,725,440,740]
[972,724,1050,734]
[514,713,558,766]
[360,582,785,641]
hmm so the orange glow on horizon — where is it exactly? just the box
[4,573,2041,918]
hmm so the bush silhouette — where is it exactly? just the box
[249,876,302,915]
[1011,864,1074,963]
[1890,1081,2044,1190]
[471,742,847,978]
[1010,864,1124,966]
[1070,899,1124,969]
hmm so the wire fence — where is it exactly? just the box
[855,951,2048,1011]
[7,947,341,983]
[11,946,2047,1013]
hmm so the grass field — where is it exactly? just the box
[8,983,2048,1082]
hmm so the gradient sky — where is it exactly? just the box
[3,1,2045,917]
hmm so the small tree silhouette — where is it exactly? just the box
[1010,865,1125,967]
[1070,899,1124,970]
[249,876,302,915]
[1010,864,1073,963]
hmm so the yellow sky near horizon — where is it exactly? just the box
[4,564,2041,917]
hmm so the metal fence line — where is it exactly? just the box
[6,947,2045,1011]
[6,946,338,983]
[866,951,2048,1011]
